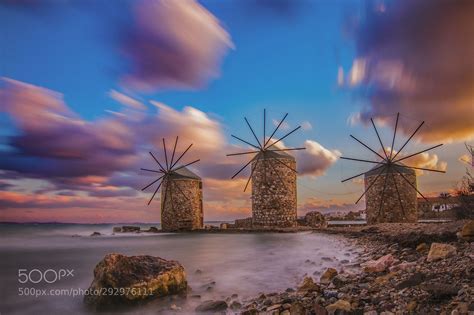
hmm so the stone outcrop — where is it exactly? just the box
[304,211,327,228]
[320,268,338,284]
[427,242,457,262]
[361,254,395,273]
[84,253,187,309]
[251,151,297,228]
[364,166,418,224]
[459,220,474,241]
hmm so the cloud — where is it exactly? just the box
[298,197,363,215]
[108,90,146,110]
[301,121,312,131]
[295,140,341,176]
[121,0,234,91]
[387,147,447,176]
[345,0,474,144]
[272,118,290,131]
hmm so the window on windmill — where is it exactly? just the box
[199,182,203,189]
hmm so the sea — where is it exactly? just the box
[0,223,361,314]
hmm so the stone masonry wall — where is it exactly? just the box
[365,172,417,224]
[252,157,297,227]
[161,178,203,231]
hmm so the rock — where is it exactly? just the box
[266,304,282,312]
[314,303,328,315]
[145,226,159,233]
[281,311,290,315]
[112,227,122,233]
[195,300,227,312]
[427,243,457,262]
[416,242,429,253]
[90,232,101,236]
[121,226,140,233]
[170,304,181,311]
[425,283,460,300]
[305,211,327,228]
[290,302,306,315]
[332,275,349,287]
[406,301,417,312]
[320,268,338,284]
[230,301,242,310]
[363,311,378,315]
[361,254,395,273]
[298,276,320,292]
[241,309,258,315]
[396,272,425,290]
[389,261,416,272]
[83,253,187,309]
[195,269,202,275]
[459,220,474,241]
[326,299,351,314]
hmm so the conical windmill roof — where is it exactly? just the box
[169,166,201,180]
[365,163,415,177]
[252,144,296,162]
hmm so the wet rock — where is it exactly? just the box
[427,243,457,262]
[112,227,122,233]
[195,300,227,312]
[322,256,333,262]
[145,226,159,233]
[230,301,242,310]
[326,299,351,314]
[241,308,258,315]
[361,254,395,273]
[121,226,140,233]
[416,242,429,253]
[90,232,101,236]
[84,253,187,309]
[395,272,425,290]
[298,276,320,292]
[459,220,474,241]
[320,268,338,284]
[332,275,349,288]
[194,269,202,274]
[290,302,305,315]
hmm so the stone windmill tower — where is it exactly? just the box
[340,113,445,224]
[140,137,203,231]
[227,109,305,228]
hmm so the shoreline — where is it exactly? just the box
[233,220,473,315]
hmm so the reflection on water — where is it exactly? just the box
[0,224,360,314]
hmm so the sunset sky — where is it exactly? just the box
[0,0,473,223]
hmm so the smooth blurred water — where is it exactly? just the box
[0,223,360,314]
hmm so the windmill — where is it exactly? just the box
[340,113,445,224]
[140,137,203,231]
[226,109,305,228]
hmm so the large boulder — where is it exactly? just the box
[326,299,351,315]
[320,268,338,284]
[195,300,228,312]
[84,253,187,309]
[459,220,474,241]
[361,254,395,273]
[297,276,320,292]
[427,243,457,262]
[304,211,327,228]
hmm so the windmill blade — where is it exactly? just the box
[147,179,163,205]
[393,143,444,164]
[231,135,260,150]
[396,164,446,173]
[391,171,407,219]
[377,167,390,217]
[268,147,306,152]
[170,143,193,169]
[226,150,260,157]
[268,126,301,148]
[160,177,170,209]
[265,113,288,147]
[169,136,179,168]
[391,121,425,160]
[245,117,262,148]
[142,175,164,191]
[231,157,255,179]
[371,118,389,160]
[268,157,289,191]
[389,113,400,159]
[350,135,386,161]
[141,168,163,174]
[354,166,386,204]
[244,155,261,192]
[340,156,383,165]
[341,163,385,183]
[393,168,429,202]
[149,152,166,172]
[173,159,200,172]
[263,109,266,147]
[173,181,191,202]
[162,138,169,170]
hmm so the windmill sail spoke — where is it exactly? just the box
[340,156,383,165]
[396,164,446,173]
[245,117,262,148]
[162,138,169,170]
[391,171,407,218]
[350,135,385,161]
[231,157,254,179]
[268,126,301,148]
[160,178,169,208]
[355,166,386,204]
[142,175,164,191]
[263,109,266,147]
[148,179,163,205]
[170,143,193,169]
[226,151,260,157]
[268,147,306,152]
[174,182,191,202]
[170,136,179,168]
[389,113,399,159]
[268,158,288,191]
[391,121,424,160]
[149,152,166,172]
[265,113,288,147]
[371,118,389,160]
[231,135,260,150]
[271,156,298,173]
[174,159,200,172]
[141,168,163,174]
[244,155,260,192]
[394,168,429,202]
[341,164,384,183]
[377,167,390,217]
[393,144,444,164]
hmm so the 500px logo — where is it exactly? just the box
[18,269,74,284]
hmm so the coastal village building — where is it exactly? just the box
[251,149,297,227]
[161,167,203,231]
[364,165,418,224]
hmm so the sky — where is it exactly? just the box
[0,0,473,223]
